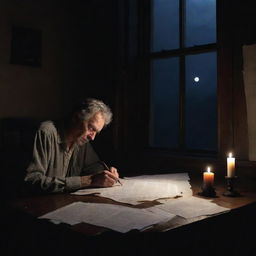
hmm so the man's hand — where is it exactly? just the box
[108,166,119,178]
[90,170,119,187]
[80,166,120,188]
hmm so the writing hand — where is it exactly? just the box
[101,162,121,185]
[108,166,119,178]
[90,170,119,188]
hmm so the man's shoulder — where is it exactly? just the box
[38,120,57,134]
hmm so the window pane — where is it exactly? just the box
[185,0,216,47]
[185,52,217,151]
[150,58,180,148]
[151,0,179,52]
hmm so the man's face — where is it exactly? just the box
[76,112,105,145]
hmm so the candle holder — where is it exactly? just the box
[199,184,216,198]
[223,176,240,197]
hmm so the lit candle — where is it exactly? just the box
[203,167,214,188]
[227,152,235,177]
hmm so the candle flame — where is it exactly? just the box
[229,152,232,158]
[207,167,211,173]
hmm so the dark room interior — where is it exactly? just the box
[1,0,256,255]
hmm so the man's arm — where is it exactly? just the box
[24,128,81,193]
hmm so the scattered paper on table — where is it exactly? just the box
[150,196,230,219]
[39,173,232,233]
[71,172,192,204]
[39,201,175,233]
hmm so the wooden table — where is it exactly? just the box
[4,172,256,255]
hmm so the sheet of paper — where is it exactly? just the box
[150,196,230,219]
[71,172,192,205]
[39,201,175,233]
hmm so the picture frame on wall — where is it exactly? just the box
[10,26,42,67]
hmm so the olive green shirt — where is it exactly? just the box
[24,120,104,193]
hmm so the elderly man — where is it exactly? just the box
[24,98,119,194]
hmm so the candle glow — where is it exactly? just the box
[203,166,214,188]
[227,152,235,177]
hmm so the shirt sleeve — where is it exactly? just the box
[24,128,81,194]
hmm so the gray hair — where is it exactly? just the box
[75,98,113,126]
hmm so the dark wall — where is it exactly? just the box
[0,0,119,118]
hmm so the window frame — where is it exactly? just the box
[148,0,218,156]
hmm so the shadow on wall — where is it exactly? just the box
[0,117,41,200]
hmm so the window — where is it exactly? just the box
[149,0,217,153]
